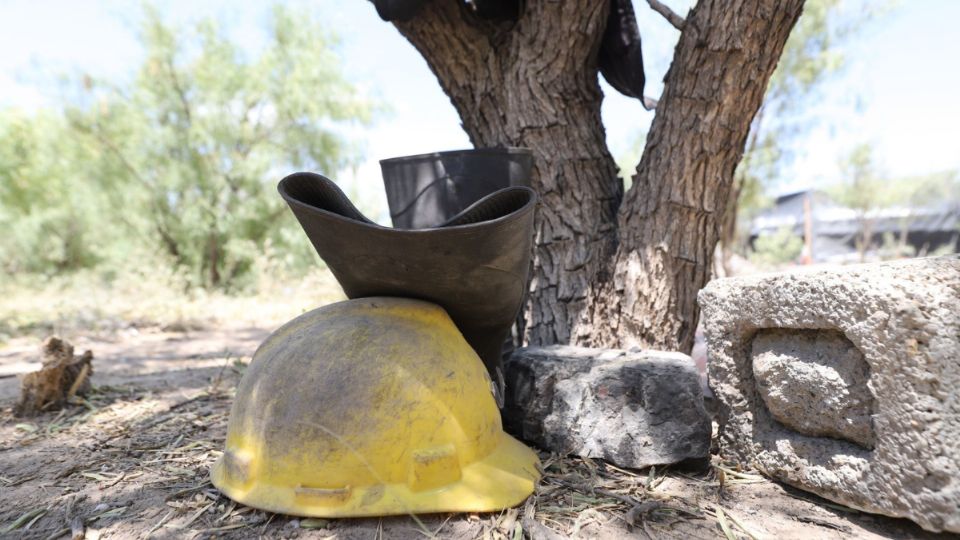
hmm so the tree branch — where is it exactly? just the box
[646,0,686,30]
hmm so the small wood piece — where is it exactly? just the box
[15,337,94,416]
[70,516,86,540]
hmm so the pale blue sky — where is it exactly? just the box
[1,0,958,204]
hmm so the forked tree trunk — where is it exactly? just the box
[394,0,804,353]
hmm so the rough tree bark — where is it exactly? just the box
[393,0,804,353]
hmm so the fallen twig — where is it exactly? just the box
[3,507,48,534]
[183,501,215,529]
[706,504,762,540]
[714,464,764,482]
[193,522,246,534]
[782,491,860,514]
[549,477,702,520]
[793,514,851,533]
[549,478,639,507]
[145,510,174,538]
[716,507,736,540]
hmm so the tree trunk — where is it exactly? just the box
[394,0,804,354]
[718,178,742,277]
[587,1,805,352]
[395,1,622,347]
[719,107,766,278]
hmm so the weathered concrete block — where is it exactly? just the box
[503,346,711,469]
[699,255,960,533]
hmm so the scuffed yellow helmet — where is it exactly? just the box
[211,297,540,517]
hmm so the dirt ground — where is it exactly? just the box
[1,326,957,539]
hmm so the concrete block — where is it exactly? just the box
[699,255,960,533]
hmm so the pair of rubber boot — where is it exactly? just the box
[283,148,535,405]
[211,149,541,517]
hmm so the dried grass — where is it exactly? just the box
[0,341,919,540]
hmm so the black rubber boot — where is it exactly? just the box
[599,0,646,101]
[379,148,533,230]
[278,173,537,407]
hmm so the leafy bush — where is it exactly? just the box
[0,111,113,274]
[0,5,376,290]
[749,227,804,267]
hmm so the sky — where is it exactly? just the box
[1,0,958,205]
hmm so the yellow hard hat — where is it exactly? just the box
[211,297,540,517]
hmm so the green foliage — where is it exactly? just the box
[831,146,959,211]
[832,146,960,203]
[764,0,851,118]
[828,143,958,260]
[749,227,804,267]
[616,130,646,189]
[829,142,884,211]
[736,0,852,199]
[888,169,960,207]
[0,5,375,289]
[828,142,884,259]
[0,111,114,273]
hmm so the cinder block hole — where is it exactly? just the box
[750,329,876,450]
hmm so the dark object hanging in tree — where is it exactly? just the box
[470,0,521,21]
[373,0,520,22]
[373,0,427,22]
[379,148,533,230]
[599,0,648,106]
[278,173,537,407]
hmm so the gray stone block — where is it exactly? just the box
[699,255,960,533]
[503,345,711,469]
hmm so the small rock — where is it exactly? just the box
[503,346,711,469]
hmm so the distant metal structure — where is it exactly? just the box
[751,190,960,262]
